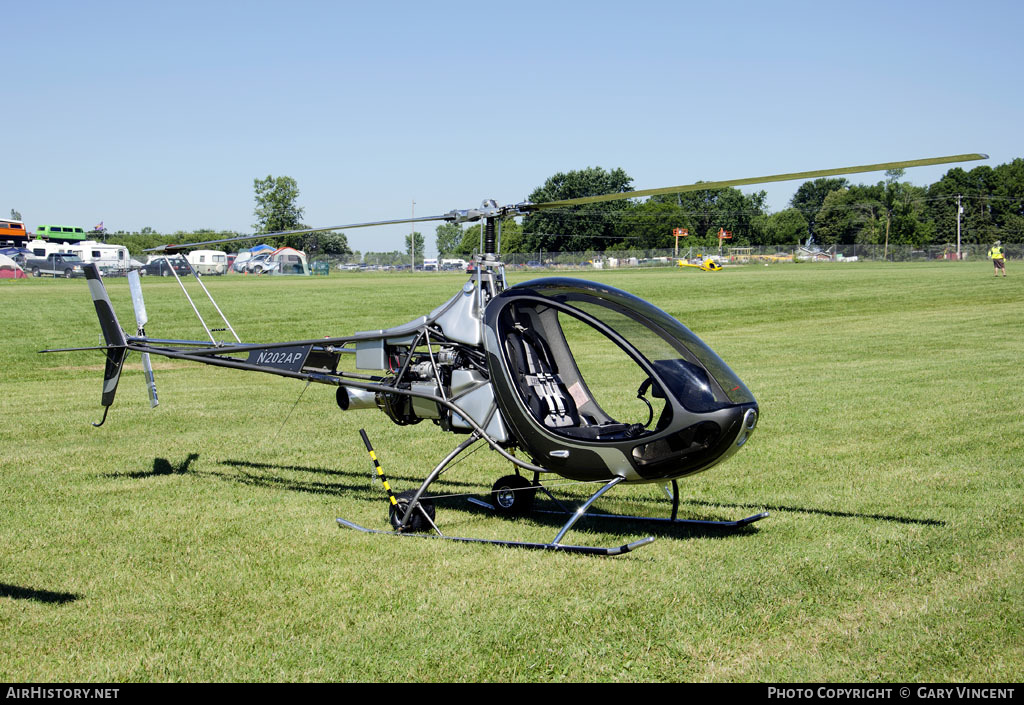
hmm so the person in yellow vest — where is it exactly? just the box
[988,240,1006,277]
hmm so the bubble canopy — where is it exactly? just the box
[502,277,755,413]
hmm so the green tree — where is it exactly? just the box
[815,188,858,245]
[642,187,767,248]
[522,167,634,251]
[495,218,523,253]
[789,178,848,244]
[434,222,464,256]
[455,218,523,255]
[625,199,691,249]
[881,169,905,258]
[10,209,22,221]
[755,208,809,247]
[303,230,352,257]
[406,231,425,267]
[925,161,1020,245]
[991,158,1024,242]
[253,175,305,235]
[454,225,480,256]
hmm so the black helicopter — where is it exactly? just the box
[48,153,986,555]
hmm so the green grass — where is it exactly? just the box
[1,261,1022,682]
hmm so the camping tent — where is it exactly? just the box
[269,247,309,275]
[0,247,31,265]
[0,253,28,278]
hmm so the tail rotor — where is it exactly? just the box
[84,265,128,425]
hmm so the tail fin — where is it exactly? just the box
[84,264,128,421]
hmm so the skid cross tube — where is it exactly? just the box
[394,434,480,532]
[552,477,625,545]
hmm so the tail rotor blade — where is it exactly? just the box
[83,265,128,424]
[141,352,159,408]
[127,270,159,408]
[127,270,149,329]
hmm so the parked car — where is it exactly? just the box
[141,256,191,277]
[245,252,279,274]
[24,252,86,278]
[232,251,255,273]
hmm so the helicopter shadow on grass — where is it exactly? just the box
[102,453,487,504]
[103,454,377,498]
[453,496,764,542]
[101,454,759,542]
[0,582,79,604]
[189,457,745,541]
[602,489,946,527]
[217,464,948,528]
[104,453,200,479]
[676,498,945,527]
[194,458,485,501]
[204,466,384,500]
[219,459,485,491]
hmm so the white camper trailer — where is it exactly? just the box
[26,239,72,258]
[26,239,130,275]
[65,241,131,275]
[186,249,229,275]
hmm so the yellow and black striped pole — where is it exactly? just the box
[360,428,398,508]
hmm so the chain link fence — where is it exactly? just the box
[306,243,1018,274]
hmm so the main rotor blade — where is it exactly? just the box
[523,153,989,211]
[145,214,454,252]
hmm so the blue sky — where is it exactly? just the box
[4,0,1020,254]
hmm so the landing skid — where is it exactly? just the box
[343,431,763,557]
[468,497,769,529]
[336,517,654,556]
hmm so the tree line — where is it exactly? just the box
[96,160,1023,260]
[103,176,355,258]
[436,159,1024,256]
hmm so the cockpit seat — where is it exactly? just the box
[504,323,580,429]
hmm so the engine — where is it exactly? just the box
[335,347,501,438]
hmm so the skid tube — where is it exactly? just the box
[468,477,769,530]
[335,518,654,556]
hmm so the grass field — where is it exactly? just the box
[1,261,1022,682]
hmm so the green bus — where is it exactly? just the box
[35,225,88,243]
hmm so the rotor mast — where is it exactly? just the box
[485,216,496,255]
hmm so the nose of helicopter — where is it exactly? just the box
[735,407,758,448]
[627,401,759,481]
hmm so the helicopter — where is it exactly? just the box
[46,153,986,556]
[676,255,723,271]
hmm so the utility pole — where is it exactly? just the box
[411,200,415,272]
[956,194,963,260]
